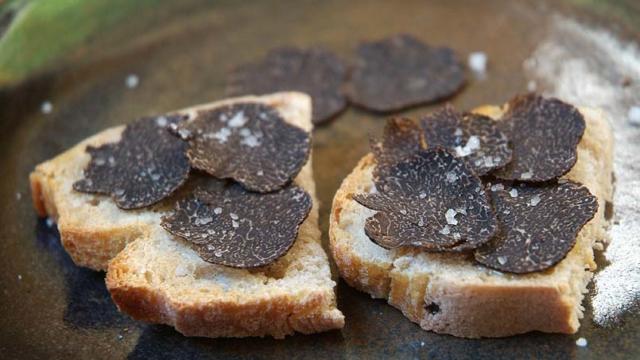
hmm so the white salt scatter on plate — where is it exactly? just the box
[525,15,640,326]
[468,52,488,75]
[445,171,457,183]
[576,337,588,347]
[439,225,450,235]
[214,207,222,215]
[509,189,518,198]
[628,106,640,126]
[125,74,139,88]
[418,192,427,199]
[41,101,53,114]
[497,256,508,265]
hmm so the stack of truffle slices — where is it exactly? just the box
[30,92,345,338]
[330,94,614,338]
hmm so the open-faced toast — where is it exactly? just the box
[329,103,613,338]
[30,92,344,338]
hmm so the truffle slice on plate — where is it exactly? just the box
[346,34,465,112]
[227,47,347,124]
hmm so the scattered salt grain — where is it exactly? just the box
[445,209,458,225]
[214,207,222,215]
[228,111,247,127]
[125,74,139,89]
[439,225,450,235]
[468,52,488,75]
[45,217,55,228]
[521,171,533,180]
[576,337,588,347]
[230,213,239,220]
[40,101,53,114]
[419,192,427,199]
[497,256,508,265]
[491,183,504,192]
[445,171,457,183]
[155,116,168,127]
[455,136,480,157]
[509,189,518,198]
[628,106,640,126]
[17,274,22,281]
[529,195,541,207]
[232,220,239,228]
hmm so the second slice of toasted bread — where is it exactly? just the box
[30,92,344,338]
[329,104,613,338]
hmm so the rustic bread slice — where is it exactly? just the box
[30,92,344,338]
[329,104,613,338]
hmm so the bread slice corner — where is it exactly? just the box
[329,104,614,338]
[30,92,345,338]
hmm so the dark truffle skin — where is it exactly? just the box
[493,94,586,182]
[475,181,598,273]
[420,105,512,176]
[346,34,466,113]
[354,148,497,251]
[370,118,425,170]
[227,47,347,124]
[73,115,190,209]
[176,102,311,193]
[161,183,312,268]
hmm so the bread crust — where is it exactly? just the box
[329,105,614,338]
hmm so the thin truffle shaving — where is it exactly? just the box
[370,118,425,170]
[73,115,190,209]
[493,94,585,181]
[475,181,598,273]
[354,149,497,251]
[175,102,311,193]
[161,182,312,268]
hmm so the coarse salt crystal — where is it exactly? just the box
[228,111,247,127]
[497,256,508,265]
[439,225,450,235]
[445,209,458,225]
[529,194,541,207]
[41,101,53,114]
[45,218,55,228]
[491,183,504,192]
[509,189,518,198]
[455,136,481,157]
[576,337,587,347]
[214,207,222,215]
[468,52,488,74]
[125,74,139,88]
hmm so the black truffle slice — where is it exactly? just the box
[346,34,465,113]
[227,47,347,124]
[73,115,190,209]
[370,118,425,169]
[474,181,598,273]
[420,106,512,176]
[493,94,586,182]
[354,149,497,251]
[175,102,311,193]
[161,183,312,268]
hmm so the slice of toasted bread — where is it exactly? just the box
[329,104,613,338]
[30,92,344,338]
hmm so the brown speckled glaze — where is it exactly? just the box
[1,0,639,359]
